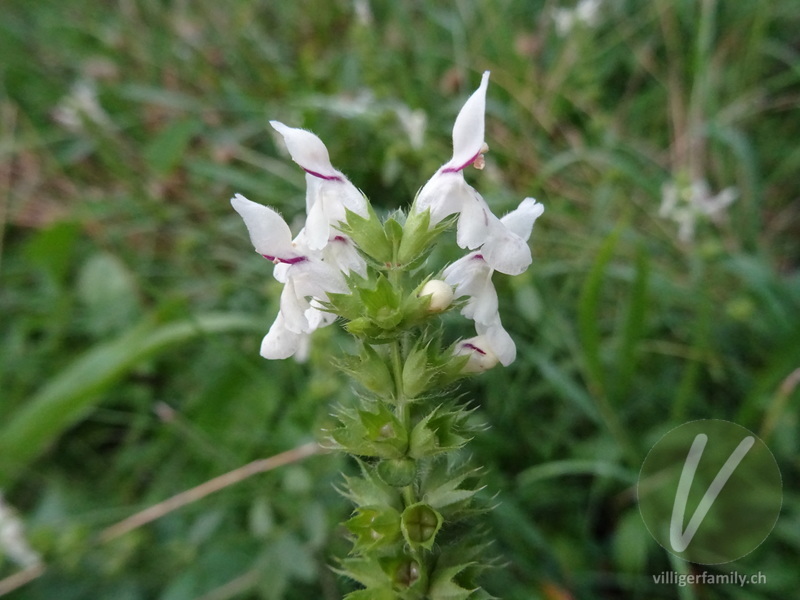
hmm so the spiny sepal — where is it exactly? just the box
[328,401,408,459]
[335,344,394,397]
[338,459,403,511]
[420,459,486,518]
[409,404,476,459]
[339,205,393,265]
[346,504,403,552]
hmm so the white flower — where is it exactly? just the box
[231,193,348,359]
[0,492,41,569]
[454,317,517,372]
[660,178,738,242]
[413,73,538,275]
[475,318,516,366]
[270,121,368,250]
[444,197,543,323]
[444,198,543,366]
[553,0,603,36]
[455,336,500,373]
[443,252,498,325]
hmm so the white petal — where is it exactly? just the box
[270,121,336,177]
[414,172,467,225]
[273,262,290,283]
[260,313,305,360]
[280,278,311,333]
[325,235,367,277]
[304,184,331,250]
[500,198,544,241]
[447,71,490,171]
[479,222,532,276]
[291,258,349,298]
[476,319,516,366]
[456,191,493,250]
[230,194,295,259]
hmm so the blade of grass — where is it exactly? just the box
[612,247,650,404]
[0,312,264,486]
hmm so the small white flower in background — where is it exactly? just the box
[395,105,427,150]
[0,492,42,569]
[659,178,738,242]
[553,0,603,36]
[52,79,112,132]
[352,0,373,26]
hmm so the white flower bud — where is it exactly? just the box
[419,279,454,312]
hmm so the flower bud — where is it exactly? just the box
[455,336,499,373]
[419,279,454,312]
[377,457,417,487]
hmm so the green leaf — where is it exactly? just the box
[76,251,141,336]
[577,228,620,399]
[0,312,263,485]
[516,459,635,491]
[612,247,649,403]
[613,508,651,573]
[144,117,200,176]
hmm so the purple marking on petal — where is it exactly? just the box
[331,235,347,243]
[462,342,486,355]
[303,168,342,182]
[441,150,483,174]
[261,254,308,265]
[471,254,484,261]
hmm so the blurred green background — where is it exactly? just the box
[1,0,799,598]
